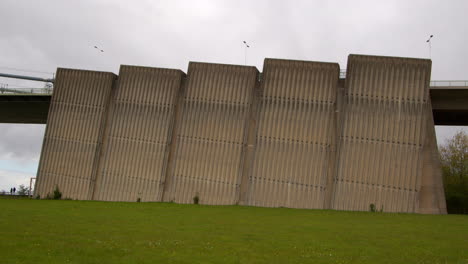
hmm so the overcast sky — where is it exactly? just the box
[0,0,467,191]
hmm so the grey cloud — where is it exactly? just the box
[0,169,33,192]
[436,126,468,146]
[1,0,467,74]
[0,124,45,162]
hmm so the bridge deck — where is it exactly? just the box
[1,87,467,125]
[430,87,468,125]
[0,95,50,124]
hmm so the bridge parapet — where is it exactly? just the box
[0,87,53,95]
[1,81,467,96]
[430,80,468,88]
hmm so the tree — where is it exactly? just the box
[17,184,30,196]
[439,131,468,214]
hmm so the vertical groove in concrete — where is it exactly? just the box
[323,78,345,209]
[160,76,187,202]
[247,59,340,209]
[237,75,262,205]
[88,79,119,200]
[35,68,116,199]
[332,55,433,213]
[93,65,185,202]
[163,62,258,205]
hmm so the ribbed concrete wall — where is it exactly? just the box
[332,55,433,213]
[419,99,447,214]
[35,54,446,214]
[162,62,258,204]
[92,65,185,202]
[35,68,116,199]
[246,59,339,209]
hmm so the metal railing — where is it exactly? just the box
[430,80,468,87]
[0,80,467,96]
[339,69,467,87]
[0,87,53,95]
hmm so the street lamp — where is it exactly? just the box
[94,45,104,53]
[426,35,433,59]
[243,41,250,65]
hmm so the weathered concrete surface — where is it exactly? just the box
[246,59,339,209]
[331,55,437,213]
[419,99,448,214]
[163,62,258,205]
[34,55,448,214]
[35,68,116,199]
[92,65,185,202]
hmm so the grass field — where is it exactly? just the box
[0,198,467,264]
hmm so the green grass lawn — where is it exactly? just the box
[0,199,467,264]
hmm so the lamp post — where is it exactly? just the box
[94,46,104,52]
[243,41,250,65]
[426,35,433,59]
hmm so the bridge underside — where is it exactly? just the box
[0,95,50,124]
[430,88,468,126]
[1,90,466,125]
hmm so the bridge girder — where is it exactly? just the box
[0,88,467,125]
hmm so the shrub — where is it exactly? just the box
[369,203,376,212]
[137,198,141,202]
[193,193,200,205]
[53,186,62,200]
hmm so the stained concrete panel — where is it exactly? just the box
[92,65,185,202]
[35,68,116,199]
[163,62,258,205]
[247,59,340,209]
[332,55,434,213]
